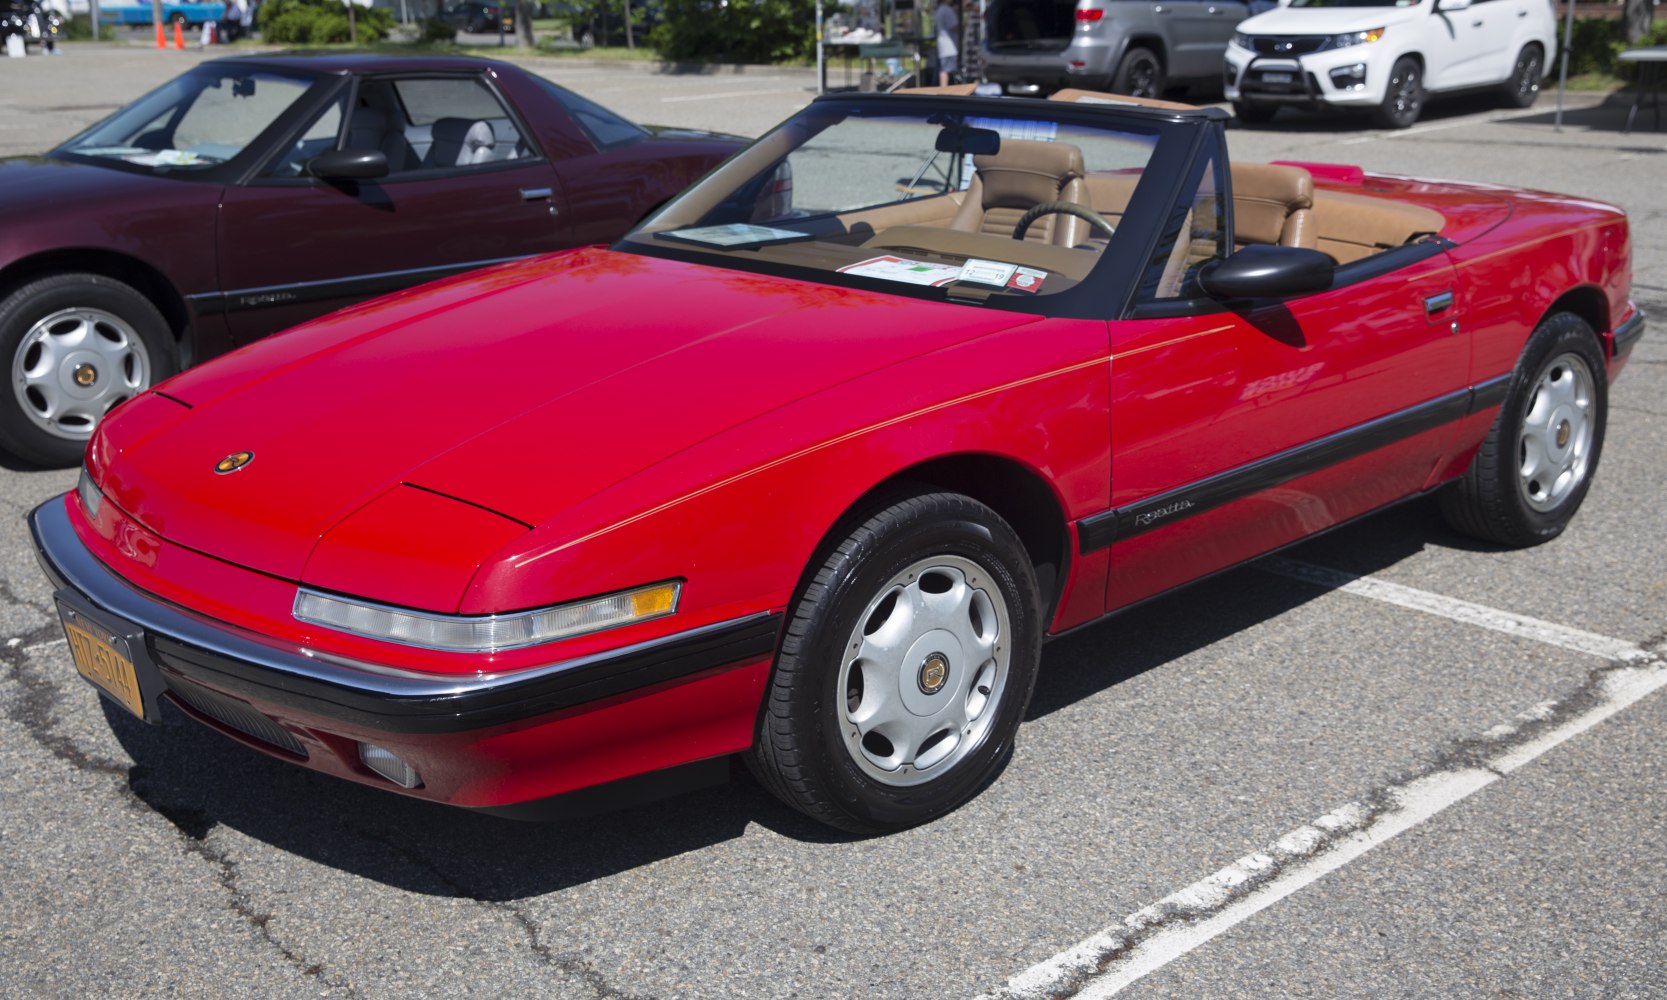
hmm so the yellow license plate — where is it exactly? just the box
[62,613,146,720]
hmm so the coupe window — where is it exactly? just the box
[56,68,316,172]
[622,102,1163,312]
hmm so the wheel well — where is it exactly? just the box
[1546,286,1610,350]
[0,250,189,361]
[816,456,1072,623]
[1123,38,1166,72]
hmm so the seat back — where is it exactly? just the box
[425,118,497,167]
[344,105,418,173]
[1230,162,1315,249]
[949,139,1087,246]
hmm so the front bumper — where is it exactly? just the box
[31,498,779,807]
[1225,42,1388,109]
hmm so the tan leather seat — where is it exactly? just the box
[949,139,1088,247]
[1230,163,1316,250]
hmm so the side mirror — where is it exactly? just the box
[1198,244,1335,300]
[307,148,390,180]
[1435,0,1472,10]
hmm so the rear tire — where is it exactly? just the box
[1440,312,1607,547]
[749,493,1043,834]
[1501,44,1544,109]
[1112,46,1164,100]
[1373,56,1423,129]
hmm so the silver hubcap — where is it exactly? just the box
[1518,351,1595,512]
[11,307,149,442]
[838,555,1011,786]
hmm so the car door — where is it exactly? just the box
[1155,0,1249,81]
[1099,142,1468,612]
[216,72,572,342]
[1423,0,1505,90]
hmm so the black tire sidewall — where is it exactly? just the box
[770,497,1041,832]
[1377,57,1422,129]
[0,274,176,468]
[1491,316,1608,541]
[1503,45,1543,108]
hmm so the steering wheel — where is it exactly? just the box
[1012,201,1116,242]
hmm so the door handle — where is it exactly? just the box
[520,187,553,201]
[1425,291,1455,315]
[1154,4,1169,12]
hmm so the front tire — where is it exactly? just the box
[749,493,1043,834]
[1501,44,1544,109]
[1112,46,1164,100]
[1440,312,1607,547]
[1374,56,1423,129]
[0,273,175,468]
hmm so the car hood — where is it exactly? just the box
[0,154,207,219]
[1239,6,1424,35]
[96,248,1037,602]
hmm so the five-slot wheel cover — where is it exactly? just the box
[838,554,1010,786]
[1517,350,1595,513]
[12,306,149,441]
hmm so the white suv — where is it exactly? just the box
[1224,0,1555,128]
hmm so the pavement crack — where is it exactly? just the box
[494,903,657,1000]
[1,621,132,778]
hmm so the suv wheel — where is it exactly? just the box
[1373,57,1423,129]
[1112,47,1164,100]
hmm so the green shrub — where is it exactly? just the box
[259,0,394,44]
[1559,16,1667,79]
[417,15,457,41]
[650,0,815,64]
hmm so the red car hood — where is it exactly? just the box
[99,248,1036,593]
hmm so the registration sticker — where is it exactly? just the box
[1006,267,1048,294]
[957,258,1018,286]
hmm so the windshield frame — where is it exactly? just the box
[616,93,1219,322]
[49,62,341,185]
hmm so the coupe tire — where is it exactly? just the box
[749,492,1043,834]
[1374,57,1423,129]
[0,273,175,468]
[1233,102,1278,125]
[1112,47,1165,100]
[1440,312,1607,547]
[1501,44,1544,109]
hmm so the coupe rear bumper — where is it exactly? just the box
[30,498,779,806]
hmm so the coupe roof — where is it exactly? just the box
[207,51,519,76]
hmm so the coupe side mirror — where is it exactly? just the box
[1198,244,1336,300]
[308,149,390,180]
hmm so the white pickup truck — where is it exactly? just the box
[1224,0,1556,128]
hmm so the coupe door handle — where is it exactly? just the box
[1425,291,1455,315]
[520,187,553,201]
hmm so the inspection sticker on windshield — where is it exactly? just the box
[958,259,1018,286]
[838,255,963,286]
[1007,267,1048,294]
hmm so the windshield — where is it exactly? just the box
[55,66,318,173]
[620,101,1162,308]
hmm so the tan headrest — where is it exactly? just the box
[972,139,1086,208]
[1230,162,1314,247]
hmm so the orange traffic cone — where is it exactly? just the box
[154,19,164,47]
[174,20,184,48]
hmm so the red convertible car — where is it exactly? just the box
[32,91,1643,833]
[0,54,742,467]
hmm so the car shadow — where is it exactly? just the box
[1227,90,1532,133]
[102,493,1489,900]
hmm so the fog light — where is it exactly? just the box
[359,743,422,788]
[1330,63,1368,91]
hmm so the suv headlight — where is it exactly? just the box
[1232,31,1255,49]
[1330,28,1385,49]
[295,580,682,652]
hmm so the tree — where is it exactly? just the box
[516,0,533,45]
[1624,0,1652,44]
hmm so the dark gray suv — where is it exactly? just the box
[983,0,1252,98]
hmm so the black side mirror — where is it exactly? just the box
[1199,244,1336,300]
[308,149,390,180]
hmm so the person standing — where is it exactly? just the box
[935,0,960,86]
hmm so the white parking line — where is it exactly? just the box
[980,563,1662,999]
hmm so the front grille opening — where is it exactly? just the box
[168,682,309,759]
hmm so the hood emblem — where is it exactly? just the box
[214,451,255,474]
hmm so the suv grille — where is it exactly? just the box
[1248,36,1329,56]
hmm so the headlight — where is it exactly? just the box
[294,580,682,652]
[77,467,103,519]
[1331,28,1385,48]
[1233,31,1254,49]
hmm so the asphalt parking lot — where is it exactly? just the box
[1,45,1664,999]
